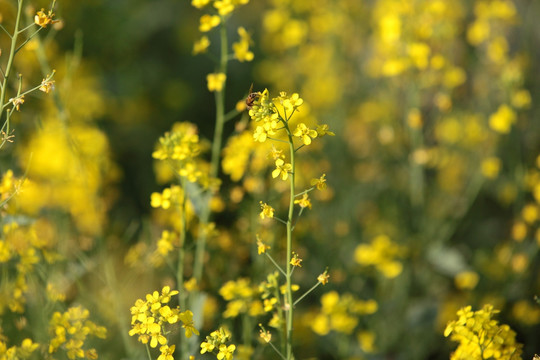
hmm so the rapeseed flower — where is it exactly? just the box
[34,8,59,28]
[259,202,274,219]
[9,96,24,111]
[272,159,292,180]
[233,27,254,62]
[207,73,227,92]
[293,123,317,145]
[129,287,198,346]
[199,14,221,32]
[193,36,210,54]
[290,252,302,267]
[294,193,312,209]
[311,174,327,190]
[445,305,523,360]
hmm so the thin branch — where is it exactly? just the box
[264,252,286,277]
[293,281,321,307]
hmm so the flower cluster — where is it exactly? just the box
[354,234,405,278]
[310,291,378,337]
[200,327,237,360]
[152,122,208,183]
[219,278,263,318]
[0,220,58,313]
[49,306,107,360]
[34,8,59,28]
[191,0,252,92]
[444,305,523,360]
[129,287,198,359]
[0,338,39,360]
[233,27,254,62]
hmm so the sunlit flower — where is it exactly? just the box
[34,8,59,28]
[158,345,176,360]
[294,193,312,209]
[39,78,55,94]
[217,344,236,360]
[193,36,210,54]
[191,0,210,9]
[256,236,271,255]
[271,158,292,180]
[445,305,523,360]
[489,104,516,134]
[259,202,274,219]
[317,270,330,285]
[311,174,327,190]
[10,96,24,111]
[290,252,302,267]
[259,329,272,343]
[233,27,254,62]
[199,14,221,32]
[282,93,303,112]
[316,124,335,137]
[293,123,317,145]
[207,73,226,92]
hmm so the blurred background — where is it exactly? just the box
[2,0,540,359]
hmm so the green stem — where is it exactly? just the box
[193,19,228,284]
[285,124,296,360]
[264,252,286,277]
[177,177,189,359]
[293,281,321,307]
[145,343,153,360]
[0,0,24,125]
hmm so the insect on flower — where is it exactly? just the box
[245,83,260,110]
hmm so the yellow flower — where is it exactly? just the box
[199,14,221,32]
[179,310,199,338]
[293,123,317,145]
[445,305,523,360]
[311,174,327,190]
[294,193,312,209]
[253,125,268,143]
[511,221,527,242]
[272,158,292,180]
[217,344,236,360]
[512,89,531,109]
[268,145,284,160]
[200,341,215,354]
[256,235,271,254]
[193,36,210,55]
[259,202,274,219]
[158,345,175,360]
[282,93,303,112]
[191,0,210,9]
[214,0,234,16]
[233,27,254,62]
[9,96,24,111]
[454,271,479,290]
[34,8,59,28]
[316,124,335,137]
[489,104,516,134]
[481,157,501,179]
[39,78,55,94]
[317,270,330,285]
[290,252,302,267]
[521,203,538,224]
[207,73,226,92]
[259,329,272,343]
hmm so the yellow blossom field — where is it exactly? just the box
[0,0,539,359]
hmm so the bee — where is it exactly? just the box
[245,83,260,110]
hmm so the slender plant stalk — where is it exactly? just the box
[0,0,24,121]
[285,124,296,360]
[193,19,228,284]
[177,176,189,359]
